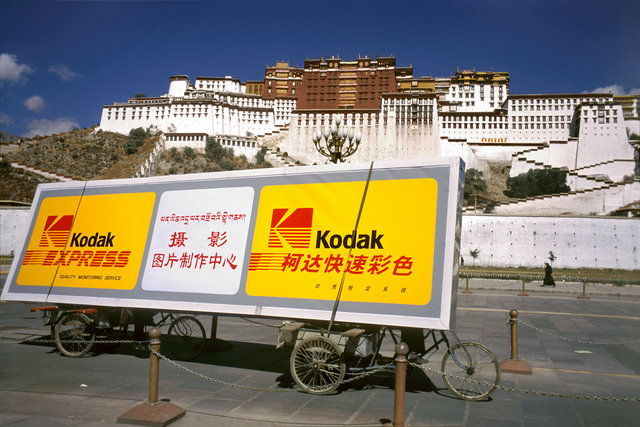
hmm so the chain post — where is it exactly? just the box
[500,310,533,375]
[118,327,186,425]
[462,276,472,294]
[578,280,591,300]
[148,327,161,404]
[518,278,529,296]
[394,342,409,427]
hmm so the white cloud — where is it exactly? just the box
[0,112,13,126]
[587,85,640,96]
[48,64,80,81]
[0,53,34,83]
[25,118,79,138]
[24,95,46,113]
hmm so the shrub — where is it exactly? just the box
[205,137,226,161]
[255,146,268,164]
[504,168,570,198]
[218,158,235,170]
[464,168,488,204]
[183,147,196,159]
[124,139,138,154]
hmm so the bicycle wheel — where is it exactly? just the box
[167,315,206,361]
[290,336,346,395]
[441,341,500,401]
[54,313,95,357]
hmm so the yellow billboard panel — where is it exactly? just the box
[246,178,438,305]
[17,192,155,290]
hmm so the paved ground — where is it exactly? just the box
[1,272,639,426]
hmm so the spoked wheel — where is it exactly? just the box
[54,313,95,357]
[441,342,500,401]
[167,316,206,361]
[290,336,346,395]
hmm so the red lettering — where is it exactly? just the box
[78,250,94,266]
[103,251,117,267]
[115,251,130,267]
[53,250,71,266]
[67,251,82,266]
[43,250,59,266]
[90,251,106,267]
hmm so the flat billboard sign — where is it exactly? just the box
[2,158,464,329]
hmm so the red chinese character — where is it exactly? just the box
[224,254,238,270]
[345,254,368,274]
[207,231,227,248]
[194,253,208,269]
[282,253,303,271]
[152,253,164,268]
[164,253,179,268]
[179,252,193,268]
[209,253,223,270]
[301,254,323,273]
[324,254,344,273]
[393,256,413,276]
[168,232,188,248]
[368,255,391,275]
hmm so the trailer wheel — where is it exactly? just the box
[54,313,95,357]
[290,336,345,394]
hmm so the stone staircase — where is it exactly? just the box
[263,148,299,168]
[464,138,639,215]
[490,179,640,215]
[9,161,79,182]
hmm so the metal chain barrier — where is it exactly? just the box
[0,335,147,346]
[150,348,392,393]
[476,320,511,343]
[518,320,640,345]
[412,362,640,402]
[4,334,638,401]
[459,272,639,285]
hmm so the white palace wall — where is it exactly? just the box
[461,214,639,270]
[281,111,441,164]
[1,207,31,257]
[3,208,637,270]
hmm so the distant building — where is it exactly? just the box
[297,55,408,110]
[98,55,639,193]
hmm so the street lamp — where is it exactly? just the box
[312,115,362,164]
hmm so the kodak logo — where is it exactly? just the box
[70,232,115,248]
[315,230,384,249]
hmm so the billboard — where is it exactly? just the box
[2,158,464,329]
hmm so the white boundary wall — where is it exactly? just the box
[461,214,639,270]
[1,208,31,258]
[3,208,638,270]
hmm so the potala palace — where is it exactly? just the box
[98,56,640,217]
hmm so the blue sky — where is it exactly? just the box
[1,0,639,138]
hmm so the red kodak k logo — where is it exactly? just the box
[268,208,313,248]
[38,215,74,248]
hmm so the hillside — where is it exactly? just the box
[6,128,160,180]
[0,160,56,203]
[0,131,22,143]
[0,129,272,203]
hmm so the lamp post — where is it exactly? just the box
[312,115,362,164]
